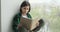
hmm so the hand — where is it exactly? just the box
[17,23,22,28]
[36,22,39,27]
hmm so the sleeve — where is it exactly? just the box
[12,15,19,32]
[12,14,29,32]
[27,13,32,19]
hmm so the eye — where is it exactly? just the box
[24,8,26,9]
[27,8,29,10]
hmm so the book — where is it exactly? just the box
[20,16,40,30]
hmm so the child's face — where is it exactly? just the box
[21,6,29,14]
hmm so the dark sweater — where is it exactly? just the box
[12,13,32,32]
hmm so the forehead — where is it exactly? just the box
[23,6,29,8]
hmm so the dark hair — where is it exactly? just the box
[20,1,31,13]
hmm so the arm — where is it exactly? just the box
[12,15,30,32]
[12,15,19,32]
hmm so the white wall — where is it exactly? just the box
[1,0,25,32]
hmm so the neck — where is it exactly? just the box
[22,13,26,16]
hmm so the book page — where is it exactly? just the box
[20,16,40,30]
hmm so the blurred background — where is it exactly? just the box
[1,0,60,32]
[29,0,60,32]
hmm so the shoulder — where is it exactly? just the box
[13,13,21,21]
[27,13,32,19]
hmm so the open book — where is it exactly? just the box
[20,16,40,30]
